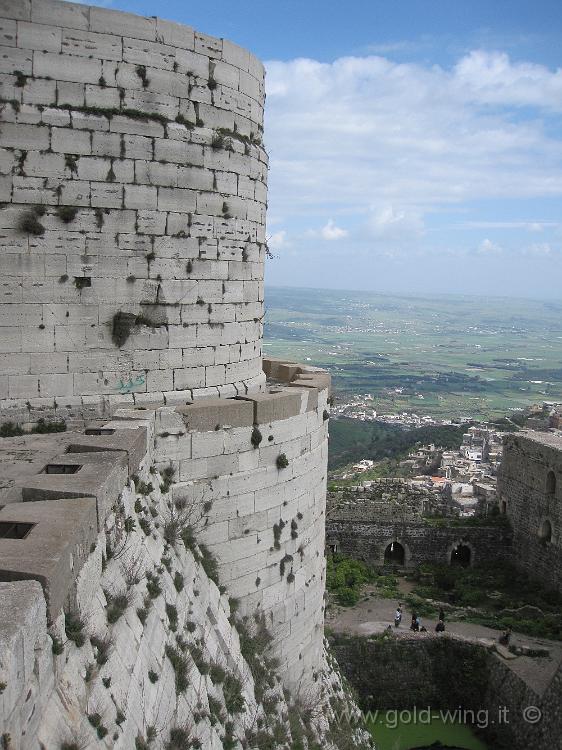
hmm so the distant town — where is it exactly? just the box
[329,401,562,518]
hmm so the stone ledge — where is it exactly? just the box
[20,450,128,530]
[0,498,97,621]
[66,424,147,473]
[170,357,330,431]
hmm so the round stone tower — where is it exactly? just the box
[0,0,267,426]
[0,0,331,697]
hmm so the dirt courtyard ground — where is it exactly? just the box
[326,582,562,695]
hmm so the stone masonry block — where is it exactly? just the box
[31,0,89,30]
[0,497,97,621]
[89,7,156,41]
[18,20,62,52]
[34,50,102,84]
[176,397,253,431]
[20,450,127,530]
[66,425,147,474]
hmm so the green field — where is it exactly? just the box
[263,286,562,420]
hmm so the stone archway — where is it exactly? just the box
[546,470,556,497]
[384,540,406,566]
[450,542,472,567]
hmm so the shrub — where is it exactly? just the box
[210,662,226,684]
[166,603,178,632]
[173,572,184,592]
[199,544,220,586]
[165,644,189,693]
[166,726,193,750]
[326,554,376,606]
[223,673,245,714]
[64,611,86,647]
[276,453,289,469]
[148,669,159,683]
[180,524,196,550]
[56,206,78,223]
[0,422,24,437]
[251,426,262,448]
[272,520,285,551]
[146,572,162,599]
[135,479,154,496]
[51,635,64,655]
[105,590,131,624]
[91,634,113,665]
[18,207,45,236]
[33,418,66,434]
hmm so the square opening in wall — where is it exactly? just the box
[0,521,35,540]
[42,464,82,475]
[83,428,116,435]
[74,277,91,289]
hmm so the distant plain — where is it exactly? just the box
[263,286,562,420]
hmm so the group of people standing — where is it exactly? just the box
[393,604,446,633]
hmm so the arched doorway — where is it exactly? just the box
[384,541,405,566]
[539,519,552,543]
[450,543,471,567]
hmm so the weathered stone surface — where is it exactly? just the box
[498,431,562,593]
[0,497,97,620]
[0,0,268,419]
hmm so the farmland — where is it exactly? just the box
[264,286,562,420]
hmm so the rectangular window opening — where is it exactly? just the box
[74,277,91,289]
[43,464,82,475]
[84,428,116,436]
[0,521,35,540]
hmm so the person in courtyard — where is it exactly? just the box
[439,607,445,622]
[410,613,419,631]
[394,604,402,628]
[435,619,445,632]
[499,625,512,646]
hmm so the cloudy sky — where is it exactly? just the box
[73,0,562,298]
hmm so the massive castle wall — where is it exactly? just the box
[326,517,511,568]
[0,2,338,744]
[497,431,562,593]
[0,360,332,746]
[0,0,268,427]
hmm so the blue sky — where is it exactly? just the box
[77,1,562,298]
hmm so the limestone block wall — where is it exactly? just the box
[149,361,331,691]
[497,431,562,593]
[0,0,268,427]
[325,518,511,568]
[0,408,338,749]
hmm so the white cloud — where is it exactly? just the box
[477,238,503,255]
[267,230,288,250]
[367,205,424,241]
[463,221,559,232]
[454,51,562,111]
[320,219,348,240]
[265,51,562,225]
